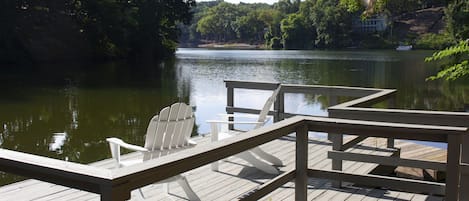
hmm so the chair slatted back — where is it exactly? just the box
[144,103,194,154]
[255,85,281,129]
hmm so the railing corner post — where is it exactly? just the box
[227,85,234,130]
[274,90,284,122]
[295,124,308,201]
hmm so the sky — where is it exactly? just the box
[197,0,278,5]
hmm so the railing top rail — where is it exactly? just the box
[224,80,395,97]
[281,83,387,93]
[224,80,280,90]
[304,116,466,142]
[225,79,387,91]
[224,80,396,107]
[0,148,112,193]
[330,106,469,116]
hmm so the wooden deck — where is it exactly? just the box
[0,135,444,201]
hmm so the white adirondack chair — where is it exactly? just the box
[207,85,283,174]
[106,103,200,201]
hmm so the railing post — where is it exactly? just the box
[446,135,462,201]
[295,124,308,201]
[386,96,396,148]
[274,89,284,122]
[460,135,468,201]
[330,133,343,188]
[227,85,234,130]
[100,184,131,201]
[327,95,338,141]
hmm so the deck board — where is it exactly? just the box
[0,135,445,201]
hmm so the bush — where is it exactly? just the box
[270,37,283,49]
[415,33,455,50]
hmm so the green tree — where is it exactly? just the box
[309,0,353,48]
[234,11,266,43]
[0,0,194,63]
[196,2,241,42]
[445,0,469,41]
[274,0,299,14]
[259,9,284,48]
[426,40,469,81]
[75,0,195,61]
[426,0,469,81]
[0,1,21,62]
[280,13,313,49]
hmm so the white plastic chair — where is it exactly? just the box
[207,85,283,174]
[106,103,200,201]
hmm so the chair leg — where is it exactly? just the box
[175,175,201,201]
[163,183,169,194]
[138,188,145,199]
[211,161,219,171]
[236,151,279,174]
[251,147,283,166]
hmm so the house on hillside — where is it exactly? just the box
[352,15,388,33]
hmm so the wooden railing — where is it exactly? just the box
[0,80,468,200]
[0,116,467,200]
[225,79,397,148]
[328,100,469,201]
[225,80,396,121]
[225,80,469,200]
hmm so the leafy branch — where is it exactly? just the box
[425,39,469,81]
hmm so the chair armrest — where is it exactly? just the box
[206,120,263,125]
[215,114,273,123]
[216,113,260,119]
[187,139,197,146]
[207,120,264,142]
[106,137,148,152]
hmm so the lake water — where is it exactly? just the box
[0,48,468,185]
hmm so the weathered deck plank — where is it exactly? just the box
[0,135,444,201]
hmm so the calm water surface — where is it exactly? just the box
[0,49,468,185]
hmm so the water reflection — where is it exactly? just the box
[0,49,468,186]
[0,61,186,174]
[49,132,67,153]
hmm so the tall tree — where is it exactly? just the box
[234,11,266,43]
[309,0,353,48]
[196,2,241,41]
[280,13,313,49]
[0,0,195,63]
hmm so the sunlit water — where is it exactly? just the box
[0,48,468,185]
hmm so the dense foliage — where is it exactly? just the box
[194,1,272,43]
[0,0,195,63]
[424,0,469,80]
[181,0,447,50]
[425,40,469,80]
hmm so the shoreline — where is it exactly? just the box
[196,43,264,49]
